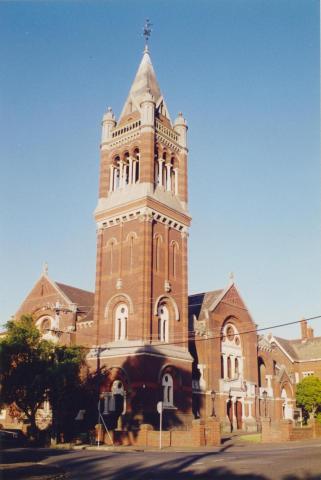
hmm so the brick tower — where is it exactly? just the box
[91,45,193,428]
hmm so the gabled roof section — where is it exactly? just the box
[55,282,94,318]
[188,290,223,324]
[208,282,248,313]
[119,46,165,122]
[15,273,94,320]
[271,335,321,362]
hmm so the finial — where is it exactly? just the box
[43,262,48,275]
[229,272,234,283]
[143,19,152,47]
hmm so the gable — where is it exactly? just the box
[15,275,69,319]
[220,285,247,310]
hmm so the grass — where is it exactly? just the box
[237,433,262,443]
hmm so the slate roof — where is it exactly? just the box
[56,282,94,321]
[188,290,223,323]
[273,335,321,361]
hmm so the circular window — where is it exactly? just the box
[226,326,234,341]
[121,307,125,314]
[235,336,240,345]
[164,375,168,382]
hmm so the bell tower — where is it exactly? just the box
[92,42,193,426]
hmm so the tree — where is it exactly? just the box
[0,315,54,438]
[0,315,87,441]
[48,344,87,442]
[296,376,321,420]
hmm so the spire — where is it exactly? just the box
[119,46,163,122]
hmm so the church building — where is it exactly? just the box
[8,42,321,439]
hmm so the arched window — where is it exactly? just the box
[104,380,125,414]
[227,356,231,379]
[154,159,159,185]
[162,373,173,407]
[258,357,266,388]
[123,152,130,186]
[133,148,140,183]
[221,321,243,380]
[40,317,51,334]
[113,156,120,190]
[235,357,239,378]
[115,304,128,341]
[158,303,169,342]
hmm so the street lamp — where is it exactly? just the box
[262,390,268,417]
[210,390,216,417]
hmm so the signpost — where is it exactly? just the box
[157,401,163,449]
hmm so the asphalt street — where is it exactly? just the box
[1,441,321,479]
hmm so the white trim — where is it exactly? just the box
[269,336,295,363]
[104,293,134,316]
[154,294,180,321]
[88,350,193,363]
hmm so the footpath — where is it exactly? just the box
[1,436,321,479]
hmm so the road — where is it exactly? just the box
[1,441,321,479]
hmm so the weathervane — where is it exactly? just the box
[143,19,152,45]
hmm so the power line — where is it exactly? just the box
[48,314,321,351]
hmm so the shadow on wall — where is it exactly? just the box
[98,344,197,435]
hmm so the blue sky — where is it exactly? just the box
[0,0,320,338]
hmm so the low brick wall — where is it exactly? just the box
[261,417,321,443]
[95,418,221,448]
[289,427,313,441]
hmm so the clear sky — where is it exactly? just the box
[0,0,320,339]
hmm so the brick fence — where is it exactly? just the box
[95,417,221,447]
[261,417,321,443]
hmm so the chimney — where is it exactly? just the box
[307,327,314,339]
[300,318,308,340]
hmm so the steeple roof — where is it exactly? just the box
[119,46,167,122]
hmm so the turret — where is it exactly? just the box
[101,107,116,143]
[140,89,155,127]
[174,112,188,148]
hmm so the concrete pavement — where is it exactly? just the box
[1,438,321,479]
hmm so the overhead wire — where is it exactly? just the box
[49,314,321,351]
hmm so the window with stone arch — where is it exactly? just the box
[162,373,174,407]
[113,155,121,190]
[133,148,140,183]
[158,303,169,342]
[114,303,128,341]
[221,320,242,380]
